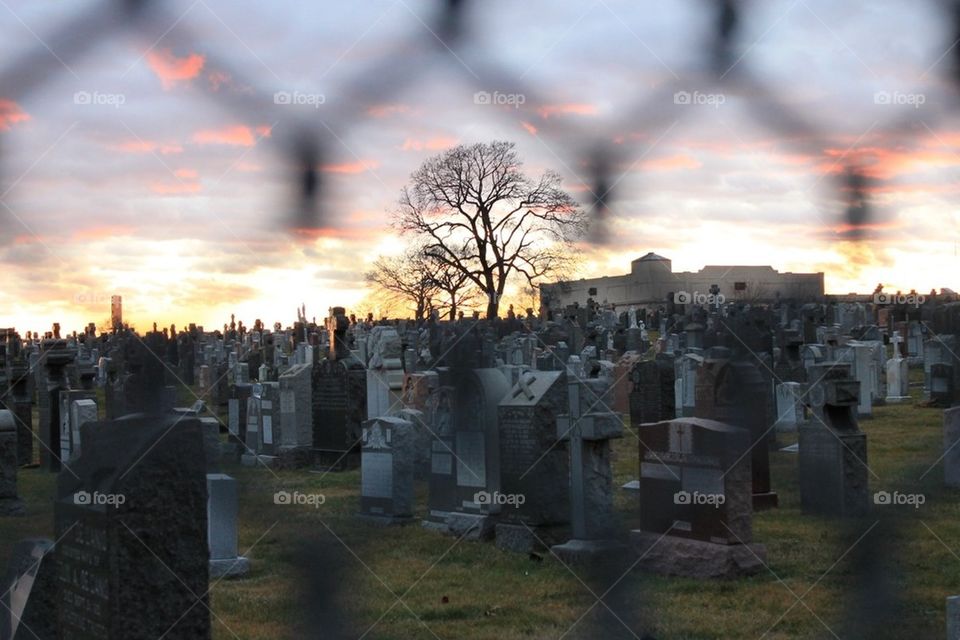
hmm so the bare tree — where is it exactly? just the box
[364,249,439,321]
[394,141,586,318]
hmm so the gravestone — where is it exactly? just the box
[944,407,960,488]
[9,363,34,466]
[495,370,569,553]
[365,327,404,419]
[694,358,778,509]
[65,398,97,463]
[39,340,75,472]
[948,595,960,640]
[0,410,25,515]
[312,358,366,470]
[359,416,416,524]
[631,417,766,577]
[55,414,209,638]
[885,355,911,403]
[0,539,57,640]
[207,473,249,578]
[611,352,644,415]
[551,357,625,562]
[278,363,313,465]
[58,389,95,466]
[798,363,869,516]
[675,352,703,418]
[775,382,805,432]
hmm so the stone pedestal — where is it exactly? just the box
[630,530,766,578]
[208,473,249,579]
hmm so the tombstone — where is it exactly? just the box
[610,352,644,415]
[241,382,280,466]
[694,358,778,509]
[312,357,366,470]
[199,417,222,472]
[628,355,675,429]
[631,417,766,577]
[39,341,75,472]
[359,416,416,524]
[227,382,253,453]
[948,595,960,640]
[798,363,869,516]
[847,341,877,417]
[0,410,25,515]
[365,327,404,419]
[885,355,911,403]
[0,539,57,640]
[550,357,625,562]
[495,370,569,553]
[675,352,703,418]
[278,363,313,465]
[931,363,957,408]
[66,398,98,461]
[775,382,805,432]
[54,414,209,638]
[8,363,33,467]
[944,407,960,488]
[207,473,249,578]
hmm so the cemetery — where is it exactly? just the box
[0,293,959,639]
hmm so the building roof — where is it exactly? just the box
[634,252,669,262]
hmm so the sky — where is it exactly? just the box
[0,0,958,334]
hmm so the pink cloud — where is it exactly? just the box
[0,99,30,131]
[320,160,380,174]
[192,125,272,147]
[536,103,598,119]
[368,104,411,118]
[110,140,183,154]
[145,49,206,89]
[151,181,202,195]
[641,154,703,172]
[400,136,458,151]
[174,168,198,179]
[521,121,538,136]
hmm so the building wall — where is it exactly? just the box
[541,256,824,310]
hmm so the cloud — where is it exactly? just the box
[109,139,183,154]
[536,103,598,119]
[151,181,202,195]
[174,168,199,179]
[400,136,458,151]
[0,100,30,131]
[521,121,538,136]
[145,49,206,89]
[320,160,380,174]
[192,125,272,147]
[368,104,411,118]
[641,153,703,172]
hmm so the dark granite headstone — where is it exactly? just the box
[54,415,209,639]
[798,363,869,516]
[311,358,366,469]
[0,409,25,515]
[359,416,416,524]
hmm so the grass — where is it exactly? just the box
[2,366,958,639]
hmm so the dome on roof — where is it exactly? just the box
[635,252,669,262]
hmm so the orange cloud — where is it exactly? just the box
[521,122,538,136]
[368,104,411,118]
[110,139,183,154]
[145,49,206,89]
[174,168,198,179]
[192,125,272,147]
[292,227,375,240]
[641,153,702,172]
[73,225,135,240]
[400,136,458,151]
[0,99,30,131]
[320,160,380,174]
[537,103,598,119]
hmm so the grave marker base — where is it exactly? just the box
[550,538,626,564]
[210,557,250,579]
[630,530,767,578]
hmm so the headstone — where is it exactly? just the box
[0,539,57,639]
[359,416,416,524]
[278,363,313,464]
[0,410,25,515]
[631,417,766,578]
[944,407,960,488]
[207,473,249,578]
[66,399,97,461]
[495,370,569,552]
[798,363,869,516]
[775,382,805,432]
[312,357,366,470]
[885,356,911,403]
[551,357,625,562]
[54,414,209,638]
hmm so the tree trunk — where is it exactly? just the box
[486,298,499,319]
